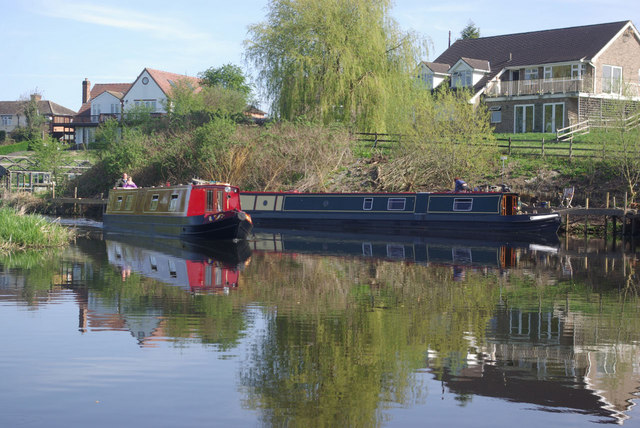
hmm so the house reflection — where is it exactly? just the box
[426,306,640,424]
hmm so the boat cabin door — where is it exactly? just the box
[501,194,518,216]
[206,189,225,213]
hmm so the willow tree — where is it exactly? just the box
[244,0,424,131]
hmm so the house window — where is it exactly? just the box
[91,103,101,116]
[110,103,121,114]
[514,104,535,133]
[363,198,373,210]
[1,115,12,126]
[134,100,156,110]
[544,66,552,81]
[489,106,502,124]
[524,68,538,80]
[602,65,622,94]
[168,194,179,211]
[543,103,564,133]
[387,198,406,210]
[150,194,159,211]
[571,64,586,80]
[452,70,472,88]
[453,198,473,211]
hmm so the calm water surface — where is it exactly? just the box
[1,226,640,427]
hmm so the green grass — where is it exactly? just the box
[0,141,29,155]
[0,208,73,251]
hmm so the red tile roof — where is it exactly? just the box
[77,83,131,115]
[142,68,201,96]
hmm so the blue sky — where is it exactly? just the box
[2,0,639,113]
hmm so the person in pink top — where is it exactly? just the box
[124,176,137,188]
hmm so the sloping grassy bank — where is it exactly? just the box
[0,208,73,251]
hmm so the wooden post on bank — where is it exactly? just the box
[605,192,610,239]
[74,187,78,216]
[584,197,589,236]
[623,192,628,236]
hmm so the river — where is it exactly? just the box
[1,225,639,427]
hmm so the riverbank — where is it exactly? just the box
[0,207,74,251]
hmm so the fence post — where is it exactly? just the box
[508,137,512,155]
[541,138,545,157]
[569,138,573,160]
[373,132,378,149]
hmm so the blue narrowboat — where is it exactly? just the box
[103,181,253,240]
[239,191,560,237]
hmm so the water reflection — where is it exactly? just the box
[0,229,639,426]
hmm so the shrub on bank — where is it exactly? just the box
[0,208,73,251]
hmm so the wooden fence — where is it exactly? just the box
[354,133,634,160]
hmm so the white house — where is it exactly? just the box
[74,68,200,145]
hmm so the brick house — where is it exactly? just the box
[419,21,640,133]
[0,94,76,141]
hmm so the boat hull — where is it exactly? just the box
[103,211,253,241]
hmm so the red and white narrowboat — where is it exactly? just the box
[104,180,252,240]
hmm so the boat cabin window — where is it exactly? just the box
[453,198,473,211]
[217,190,223,211]
[362,242,373,257]
[452,248,472,263]
[169,194,179,211]
[387,198,406,211]
[363,198,373,210]
[124,195,133,210]
[168,260,177,278]
[387,244,405,258]
[205,265,212,287]
[116,196,123,210]
[150,194,159,211]
[206,190,214,211]
[150,256,158,272]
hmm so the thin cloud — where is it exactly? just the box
[36,0,211,42]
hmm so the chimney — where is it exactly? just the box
[82,78,91,104]
[30,93,42,102]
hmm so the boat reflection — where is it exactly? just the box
[249,228,560,273]
[106,235,251,294]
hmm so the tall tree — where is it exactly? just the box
[198,64,252,97]
[244,0,424,131]
[460,20,480,40]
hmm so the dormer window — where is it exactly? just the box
[452,70,472,88]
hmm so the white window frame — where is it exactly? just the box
[363,198,373,210]
[514,104,535,133]
[544,66,552,81]
[543,102,565,133]
[91,103,101,116]
[489,106,502,124]
[1,115,12,126]
[452,70,472,88]
[524,68,539,80]
[571,64,586,80]
[453,198,473,212]
[602,64,623,94]
[169,194,180,211]
[387,198,406,211]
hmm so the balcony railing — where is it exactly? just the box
[73,113,122,124]
[485,77,591,97]
[486,77,640,98]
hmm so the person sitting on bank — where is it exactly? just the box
[454,177,469,192]
[114,172,128,188]
[124,176,137,188]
